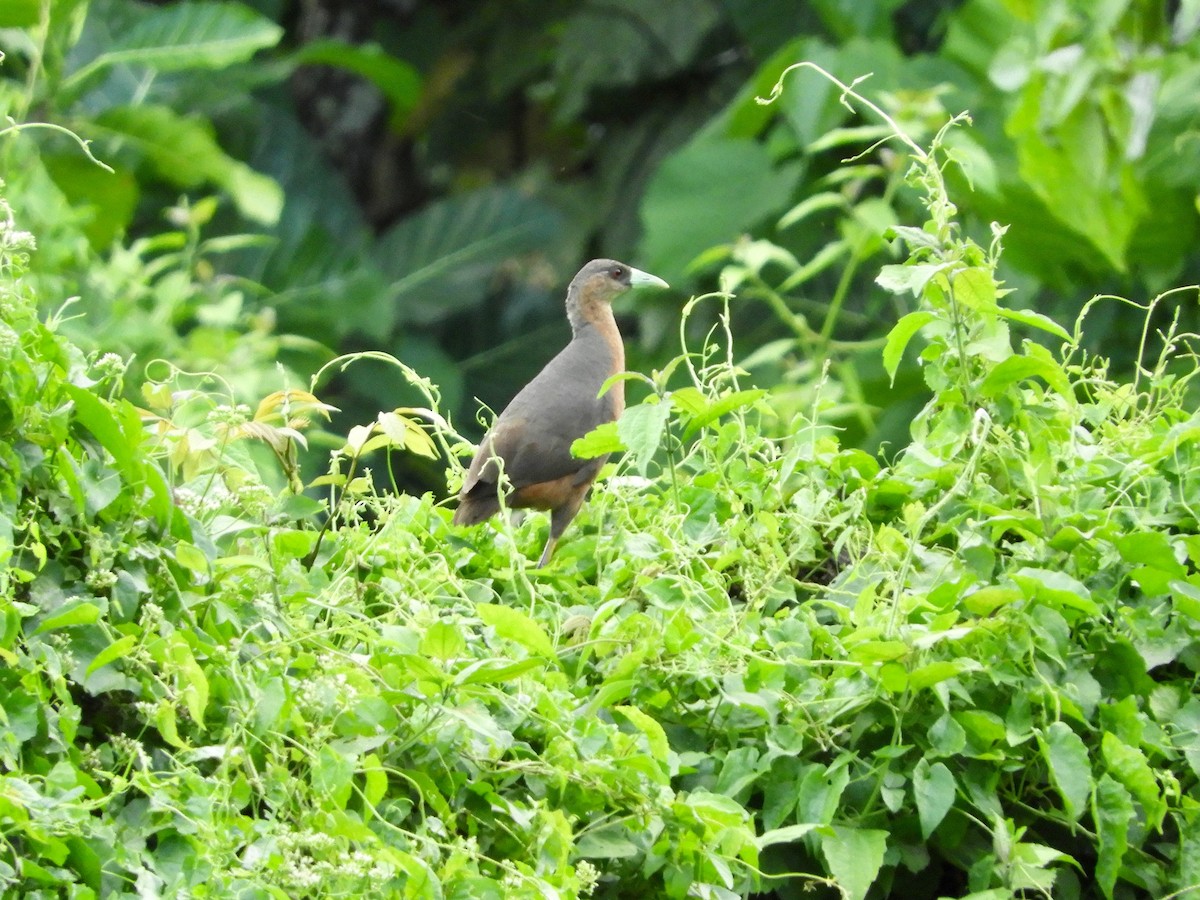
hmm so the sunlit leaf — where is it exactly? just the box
[1094,775,1133,900]
[882,311,936,382]
[63,1,282,91]
[476,603,556,660]
[913,758,956,838]
[821,827,887,900]
[617,400,672,476]
[1039,721,1091,821]
[94,105,283,224]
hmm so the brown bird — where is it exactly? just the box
[454,259,669,566]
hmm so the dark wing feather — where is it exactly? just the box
[461,336,616,495]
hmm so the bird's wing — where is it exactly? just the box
[461,333,621,500]
[464,371,614,496]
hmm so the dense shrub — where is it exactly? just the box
[3,66,1200,897]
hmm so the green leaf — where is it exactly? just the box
[35,601,102,634]
[155,701,183,748]
[641,135,793,277]
[1039,722,1091,821]
[86,634,139,676]
[64,1,282,91]
[64,385,139,484]
[875,263,949,297]
[312,745,354,810]
[997,306,1072,342]
[1012,567,1100,616]
[950,267,997,311]
[292,41,421,129]
[755,823,824,850]
[253,678,287,735]
[476,603,556,660]
[667,386,708,417]
[617,400,672,476]
[1010,98,1143,272]
[615,706,671,780]
[961,586,1022,616]
[576,824,640,859]
[980,354,1072,398]
[419,621,465,661]
[1101,732,1164,831]
[169,635,209,726]
[376,186,564,328]
[362,753,388,810]
[821,827,887,900]
[174,541,210,577]
[1115,531,1184,574]
[95,105,283,224]
[909,659,976,691]
[1094,774,1133,900]
[377,412,438,458]
[713,745,762,799]
[455,658,544,686]
[571,421,624,460]
[913,759,956,838]
[0,0,39,26]
[679,389,766,438]
[848,639,908,663]
[778,191,845,229]
[883,311,936,382]
[552,0,719,119]
[43,152,139,249]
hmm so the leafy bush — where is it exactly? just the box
[3,74,1200,900]
[6,0,1198,467]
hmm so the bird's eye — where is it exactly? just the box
[610,267,624,280]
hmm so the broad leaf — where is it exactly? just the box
[618,400,672,476]
[913,758,956,838]
[476,603,556,660]
[64,1,282,91]
[1039,722,1091,821]
[882,311,936,382]
[376,185,564,327]
[641,135,793,277]
[821,827,887,900]
[94,105,283,224]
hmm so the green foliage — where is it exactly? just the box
[4,0,1199,468]
[3,4,1200,896]
[5,56,1200,893]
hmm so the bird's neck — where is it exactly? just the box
[570,308,624,371]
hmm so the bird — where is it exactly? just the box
[454,259,669,566]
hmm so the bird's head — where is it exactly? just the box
[567,258,669,332]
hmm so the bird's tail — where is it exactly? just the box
[453,493,500,526]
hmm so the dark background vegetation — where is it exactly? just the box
[3,0,1198,485]
[4,3,1200,898]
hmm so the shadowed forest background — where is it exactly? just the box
[3,2,1200,898]
[5,0,1199,474]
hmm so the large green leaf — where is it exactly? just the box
[93,104,282,224]
[63,1,282,92]
[1008,90,1145,272]
[375,185,565,327]
[1039,721,1091,821]
[912,758,956,838]
[552,0,720,119]
[291,40,421,130]
[640,135,793,278]
[230,106,383,337]
[821,827,887,900]
[0,0,39,26]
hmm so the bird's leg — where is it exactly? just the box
[536,534,558,568]
[536,485,590,567]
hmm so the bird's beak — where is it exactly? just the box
[627,267,669,290]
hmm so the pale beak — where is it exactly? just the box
[627,267,670,290]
